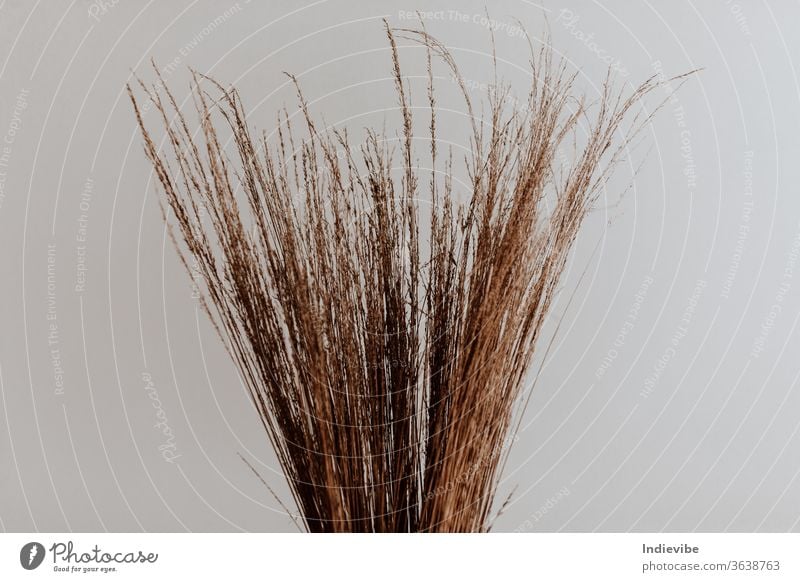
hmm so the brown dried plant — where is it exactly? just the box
[128,24,678,532]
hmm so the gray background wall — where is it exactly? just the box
[1,0,798,532]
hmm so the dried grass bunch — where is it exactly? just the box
[129,24,673,532]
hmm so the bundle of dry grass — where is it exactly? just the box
[128,24,676,532]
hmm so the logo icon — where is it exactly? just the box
[20,542,45,570]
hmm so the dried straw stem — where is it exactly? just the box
[129,25,674,532]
